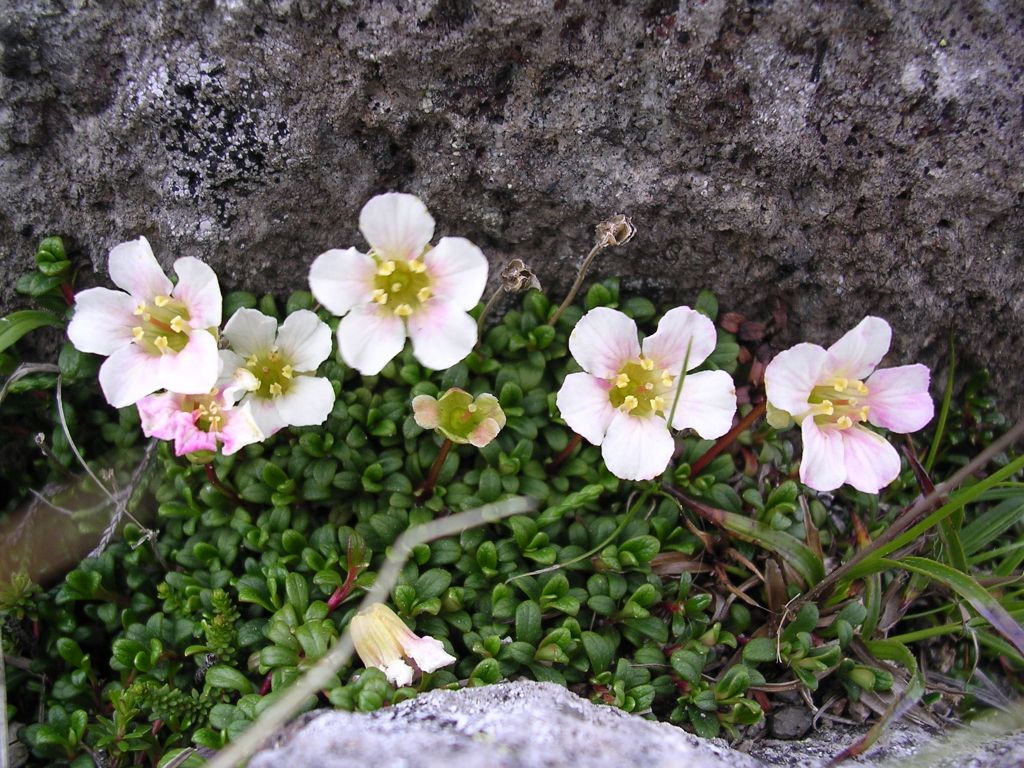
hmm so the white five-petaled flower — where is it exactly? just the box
[349,603,457,687]
[219,308,336,438]
[764,316,934,494]
[556,307,737,481]
[67,237,222,408]
[136,366,263,457]
[308,192,488,375]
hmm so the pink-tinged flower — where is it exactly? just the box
[764,316,934,494]
[219,308,335,438]
[137,369,263,457]
[556,307,737,481]
[66,237,222,408]
[412,388,506,447]
[308,193,488,375]
[349,603,456,687]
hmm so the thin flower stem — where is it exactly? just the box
[689,401,767,477]
[550,241,607,326]
[204,463,243,506]
[418,438,453,500]
[546,433,582,474]
[475,285,505,338]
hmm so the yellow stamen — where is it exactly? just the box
[269,347,279,360]
[615,373,630,388]
[377,260,396,276]
[832,377,848,392]
[644,382,654,391]
[154,336,170,354]
[409,259,427,273]
[142,312,152,322]
[132,326,145,341]
[640,358,654,371]
[169,315,188,333]
[154,295,170,307]
[281,365,293,379]
[651,396,666,413]
[622,395,639,413]
[855,381,869,394]
[661,370,674,386]
[391,282,403,293]
[836,415,853,429]
[133,303,147,316]
[246,354,259,367]
[251,377,263,390]
[859,406,870,420]
[372,289,388,304]
[417,286,433,302]
[269,382,283,397]
[395,304,413,317]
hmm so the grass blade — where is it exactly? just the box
[924,337,955,473]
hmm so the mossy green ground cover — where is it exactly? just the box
[1,239,1022,767]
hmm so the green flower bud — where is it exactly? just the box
[411,388,506,447]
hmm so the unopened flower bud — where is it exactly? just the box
[412,387,506,447]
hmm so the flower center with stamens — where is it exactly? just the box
[608,356,676,418]
[243,346,294,400]
[808,377,871,429]
[371,256,432,318]
[131,295,192,355]
[184,390,225,433]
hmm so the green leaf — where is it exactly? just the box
[515,600,542,645]
[742,637,777,664]
[694,289,718,320]
[581,631,614,673]
[0,310,63,353]
[205,665,255,694]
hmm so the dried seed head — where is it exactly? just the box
[595,214,636,247]
[500,258,542,293]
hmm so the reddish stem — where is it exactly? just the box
[259,671,273,696]
[418,438,453,501]
[327,566,360,613]
[688,401,767,477]
[60,282,75,307]
[546,432,582,474]
[205,463,243,504]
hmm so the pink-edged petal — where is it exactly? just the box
[412,395,440,429]
[154,330,220,394]
[338,304,407,376]
[245,396,289,438]
[669,369,737,439]
[98,345,165,408]
[424,237,488,311]
[764,343,827,418]
[107,237,172,299]
[866,364,934,434]
[67,287,137,355]
[601,411,675,481]
[822,316,892,381]
[172,257,222,328]
[381,659,416,688]
[175,423,218,456]
[309,247,376,316]
[407,300,477,371]
[222,308,278,357]
[555,372,616,446]
[218,402,265,455]
[568,308,640,378]
[137,392,186,441]
[359,192,435,260]
[641,306,717,373]
[468,418,502,448]
[842,426,902,494]
[799,419,847,492]
[401,635,456,674]
[276,310,332,372]
[274,375,335,427]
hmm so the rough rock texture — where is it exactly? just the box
[2,1,1023,401]
[247,681,1024,768]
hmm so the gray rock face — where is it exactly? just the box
[2,1,1023,402]
[246,681,1024,768]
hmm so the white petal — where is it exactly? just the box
[245,396,289,438]
[154,330,221,394]
[822,316,892,381]
[172,257,222,328]
[568,308,640,378]
[408,299,477,371]
[218,349,245,380]
[219,402,265,455]
[275,309,332,372]
[222,308,278,357]
[402,635,456,674]
[842,426,902,494]
[274,376,335,427]
[98,345,165,408]
[381,659,415,688]
[669,370,737,439]
[424,237,488,311]
[799,420,846,492]
[107,237,173,299]
[359,192,435,260]
[601,411,675,481]
[67,287,136,355]
[866,364,934,434]
[642,306,717,373]
[308,247,376,316]
[338,304,407,376]
[555,372,616,446]
[764,343,827,418]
